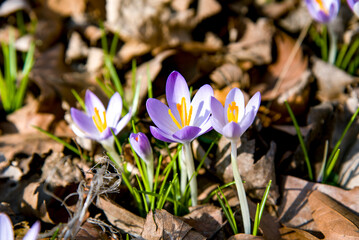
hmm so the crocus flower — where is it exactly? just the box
[210,88,261,234]
[347,0,359,17]
[210,88,261,141]
[70,90,132,146]
[146,71,214,206]
[0,213,40,240]
[130,132,154,190]
[305,0,340,23]
[146,71,213,143]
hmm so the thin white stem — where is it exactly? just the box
[231,140,250,234]
[328,25,337,65]
[183,142,198,206]
[180,148,187,195]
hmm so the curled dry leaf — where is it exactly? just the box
[184,205,223,239]
[46,0,86,17]
[280,226,320,240]
[312,57,354,101]
[308,190,359,239]
[227,18,274,65]
[142,209,205,240]
[96,196,145,238]
[210,63,248,89]
[278,176,359,232]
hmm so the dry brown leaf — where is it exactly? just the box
[118,41,152,65]
[0,133,64,164]
[96,196,145,238]
[227,18,274,65]
[124,50,176,110]
[259,31,308,101]
[34,8,63,51]
[308,190,359,239]
[312,57,354,101]
[278,176,359,232]
[260,0,297,19]
[141,209,205,240]
[183,205,223,238]
[7,96,55,134]
[76,221,110,240]
[46,0,86,17]
[65,31,89,64]
[194,136,279,204]
[210,63,248,89]
[280,226,321,240]
[196,0,221,22]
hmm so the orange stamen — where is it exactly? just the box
[169,97,193,129]
[92,107,107,132]
[227,101,239,123]
[315,0,328,14]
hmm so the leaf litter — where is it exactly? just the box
[1,0,359,239]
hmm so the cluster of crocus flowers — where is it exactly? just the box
[305,0,340,23]
[146,71,214,206]
[129,132,154,191]
[70,90,132,169]
[210,88,261,234]
[0,213,40,240]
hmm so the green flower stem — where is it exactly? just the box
[183,142,198,206]
[231,140,250,234]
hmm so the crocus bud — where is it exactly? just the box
[129,132,153,164]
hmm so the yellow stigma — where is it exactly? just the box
[168,97,193,129]
[315,0,328,14]
[92,107,107,132]
[227,101,239,123]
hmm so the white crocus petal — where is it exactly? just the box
[106,92,123,128]
[85,90,106,116]
[354,2,359,17]
[23,221,40,240]
[190,84,213,127]
[224,88,245,123]
[0,213,14,240]
[165,71,191,120]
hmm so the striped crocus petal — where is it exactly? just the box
[146,71,213,143]
[71,90,130,142]
[210,88,261,141]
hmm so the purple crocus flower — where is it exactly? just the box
[210,88,261,141]
[0,213,40,240]
[129,132,153,164]
[146,71,214,143]
[305,0,340,23]
[347,0,359,17]
[70,90,132,145]
[130,132,154,190]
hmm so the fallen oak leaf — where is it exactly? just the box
[279,226,321,240]
[308,190,359,239]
